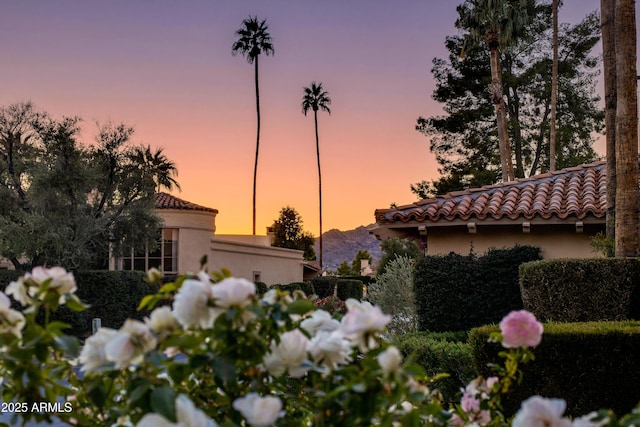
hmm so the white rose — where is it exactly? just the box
[301,309,340,336]
[233,393,283,427]
[136,394,218,427]
[211,277,255,308]
[105,320,157,368]
[340,299,391,352]
[263,329,310,378]
[308,330,352,370]
[27,266,77,301]
[0,292,26,338]
[173,279,218,329]
[175,394,218,427]
[512,396,572,427]
[5,278,31,306]
[376,346,403,375]
[145,306,180,333]
[79,327,118,374]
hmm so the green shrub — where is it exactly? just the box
[367,256,417,336]
[520,258,640,322]
[413,245,542,332]
[254,281,268,295]
[340,275,375,286]
[396,331,475,404]
[0,270,158,337]
[314,295,347,315]
[311,276,337,298]
[287,282,315,296]
[275,283,302,294]
[469,321,640,417]
[336,279,364,301]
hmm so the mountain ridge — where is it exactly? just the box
[314,224,382,271]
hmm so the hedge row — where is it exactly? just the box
[396,331,474,403]
[413,245,542,332]
[311,277,337,298]
[520,258,640,322]
[469,321,640,417]
[336,279,364,301]
[0,270,159,337]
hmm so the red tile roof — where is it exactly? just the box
[375,160,607,224]
[155,192,218,213]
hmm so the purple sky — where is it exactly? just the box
[1,1,616,235]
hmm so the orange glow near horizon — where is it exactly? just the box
[2,1,608,236]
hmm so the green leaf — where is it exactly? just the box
[150,386,177,422]
[286,299,315,315]
[54,335,80,356]
[168,363,189,383]
[159,282,178,293]
[46,321,71,336]
[129,379,151,404]
[88,384,107,408]
[65,294,90,312]
[137,294,159,311]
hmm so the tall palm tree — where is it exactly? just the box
[600,0,616,255]
[232,16,274,235]
[549,0,558,171]
[302,82,331,269]
[614,0,638,257]
[456,0,533,182]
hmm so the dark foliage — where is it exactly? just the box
[470,322,640,417]
[413,245,542,332]
[520,258,640,321]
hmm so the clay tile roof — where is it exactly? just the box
[375,160,607,224]
[155,192,218,213]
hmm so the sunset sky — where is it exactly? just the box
[2,1,613,236]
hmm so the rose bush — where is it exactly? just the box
[0,266,638,427]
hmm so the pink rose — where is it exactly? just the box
[499,310,543,348]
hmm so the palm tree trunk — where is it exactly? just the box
[601,0,617,256]
[314,111,323,269]
[550,0,559,171]
[253,56,260,235]
[614,0,638,257]
[489,44,514,182]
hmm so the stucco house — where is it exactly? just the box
[371,160,607,259]
[111,193,306,284]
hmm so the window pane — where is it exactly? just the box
[134,258,146,271]
[122,259,132,271]
[148,258,161,269]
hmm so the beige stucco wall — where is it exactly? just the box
[210,238,304,285]
[159,209,216,274]
[425,223,604,259]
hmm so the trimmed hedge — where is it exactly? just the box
[0,270,159,337]
[520,258,640,322]
[396,331,475,403]
[336,279,364,301]
[254,281,269,295]
[287,282,315,297]
[414,245,542,332]
[469,321,640,416]
[340,275,375,286]
[311,277,337,299]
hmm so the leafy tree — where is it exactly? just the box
[336,261,353,276]
[232,16,274,235]
[0,102,174,270]
[414,6,603,198]
[302,82,331,268]
[271,206,316,260]
[351,249,373,275]
[456,0,537,182]
[377,238,422,277]
[366,256,417,336]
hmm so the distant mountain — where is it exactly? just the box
[314,224,382,271]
